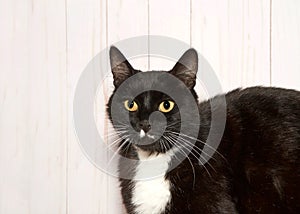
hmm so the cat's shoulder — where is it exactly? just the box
[199,86,300,117]
[225,86,300,100]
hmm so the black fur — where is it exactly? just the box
[107,47,300,214]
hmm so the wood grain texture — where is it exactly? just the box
[107,0,149,70]
[271,0,300,90]
[191,0,271,96]
[66,0,110,213]
[0,0,67,213]
[1,0,300,213]
[148,0,191,71]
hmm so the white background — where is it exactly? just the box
[0,0,299,213]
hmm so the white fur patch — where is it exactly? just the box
[132,150,173,214]
[140,130,146,138]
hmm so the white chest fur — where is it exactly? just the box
[131,150,172,214]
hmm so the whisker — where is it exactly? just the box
[168,133,218,163]
[107,135,130,151]
[165,130,227,162]
[163,135,196,188]
[104,132,128,139]
[159,139,164,153]
[163,136,183,164]
[168,134,217,173]
[106,138,123,151]
[103,129,129,138]
[107,139,130,167]
[123,141,131,158]
[167,135,212,179]
[104,132,125,139]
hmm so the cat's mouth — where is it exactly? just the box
[127,131,173,153]
[139,130,155,139]
[133,130,161,149]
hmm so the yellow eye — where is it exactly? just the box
[159,101,175,113]
[124,100,138,112]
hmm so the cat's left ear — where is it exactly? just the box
[169,48,198,89]
[109,46,137,87]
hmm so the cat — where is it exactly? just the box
[107,46,300,214]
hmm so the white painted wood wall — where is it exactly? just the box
[0,0,299,213]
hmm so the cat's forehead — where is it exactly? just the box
[129,71,169,88]
[118,71,172,96]
[135,91,170,104]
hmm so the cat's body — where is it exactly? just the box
[107,47,300,214]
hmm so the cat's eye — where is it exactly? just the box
[159,101,175,113]
[124,100,138,112]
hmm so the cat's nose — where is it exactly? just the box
[138,120,151,133]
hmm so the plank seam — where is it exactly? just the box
[64,0,69,213]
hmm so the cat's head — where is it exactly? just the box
[107,46,199,154]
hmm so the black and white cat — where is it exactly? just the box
[107,46,300,214]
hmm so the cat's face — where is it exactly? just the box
[107,47,198,153]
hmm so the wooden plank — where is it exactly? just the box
[271,0,300,90]
[66,0,111,213]
[191,0,271,97]
[107,0,149,70]
[148,0,210,101]
[0,0,67,213]
[148,0,191,71]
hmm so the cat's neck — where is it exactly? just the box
[131,148,173,214]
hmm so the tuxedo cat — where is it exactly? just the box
[107,46,300,214]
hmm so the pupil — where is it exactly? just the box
[163,101,170,109]
[128,101,134,108]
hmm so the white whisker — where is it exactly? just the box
[167,135,212,179]
[169,134,216,174]
[164,135,196,188]
[107,138,130,167]
[165,130,226,162]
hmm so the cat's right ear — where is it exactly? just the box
[109,46,136,87]
[169,48,198,89]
